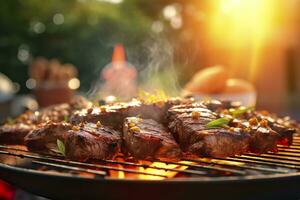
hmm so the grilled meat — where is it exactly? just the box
[253,112,297,146]
[123,117,181,161]
[248,126,279,153]
[25,122,72,152]
[0,96,91,145]
[25,96,91,124]
[25,121,121,161]
[1,96,298,161]
[65,122,121,161]
[70,99,181,130]
[205,101,297,146]
[168,104,250,158]
[0,123,36,145]
[235,119,280,153]
[202,100,241,112]
[227,109,297,146]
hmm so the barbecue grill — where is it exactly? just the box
[1,135,300,200]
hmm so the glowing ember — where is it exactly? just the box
[138,161,189,180]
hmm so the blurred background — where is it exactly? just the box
[0,1,300,199]
[0,0,300,119]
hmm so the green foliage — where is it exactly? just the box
[0,0,202,95]
[0,0,153,93]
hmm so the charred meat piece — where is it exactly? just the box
[65,122,121,161]
[0,123,36,145]
[16,96,91,125]
[202,100,241,112]
[25,122,72,152]
[248,126,279,153]
[123,117,181,161]
[0,96,91,145]
[205,101,297,146]
[254,113,297,146]
[168,105,250,158]
[235,110,297,146]
[31,96,91,123]
[70,99,181,130]
[238,118,280,153]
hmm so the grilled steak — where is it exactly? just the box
[25,122,72,152]
[0,123,36,145]
[0,96,91,145]
[70,99,181,130]
[123,117,181,161]
[65,122,121,161]
[203,101,297,147]
[228,109,297,146]
[0,105,69,146]
[168,104,250,157]
[235,119,280,153]
[253,112,297,146]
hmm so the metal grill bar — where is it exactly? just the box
[1,136,300,179]
[0,145,206,176]
[33,160,107,177]
[266,151,300,158]
[164,160,246,175]
[277,147,300,153]
[0,150,167,178]
[184,158,290,173]
[239,155,300,166]
[0,148,207,177]
[216,157,300,170]
[246,153,300,162]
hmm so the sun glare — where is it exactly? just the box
[207,0,279,81]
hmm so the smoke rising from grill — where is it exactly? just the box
[87,36,181,102]
[138,37,181,96]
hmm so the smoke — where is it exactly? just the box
[137,36,181,96]
[87,35,182,101]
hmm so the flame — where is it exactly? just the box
[138,161,189,180]
[107,160,191,180]
[109,164,125,179]
[108,157,125,178]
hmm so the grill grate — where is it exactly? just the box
[1,135,300,179]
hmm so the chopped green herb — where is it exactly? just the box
[56,139,65,156]
[6,117,16,125]
[229,106,254,117]
[64,115,69,122]
[206,117,230,128]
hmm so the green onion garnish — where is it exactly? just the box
[64,115,69,122]
[229,106,254,117]
[56,139,66,156]
[206,117,230,128]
